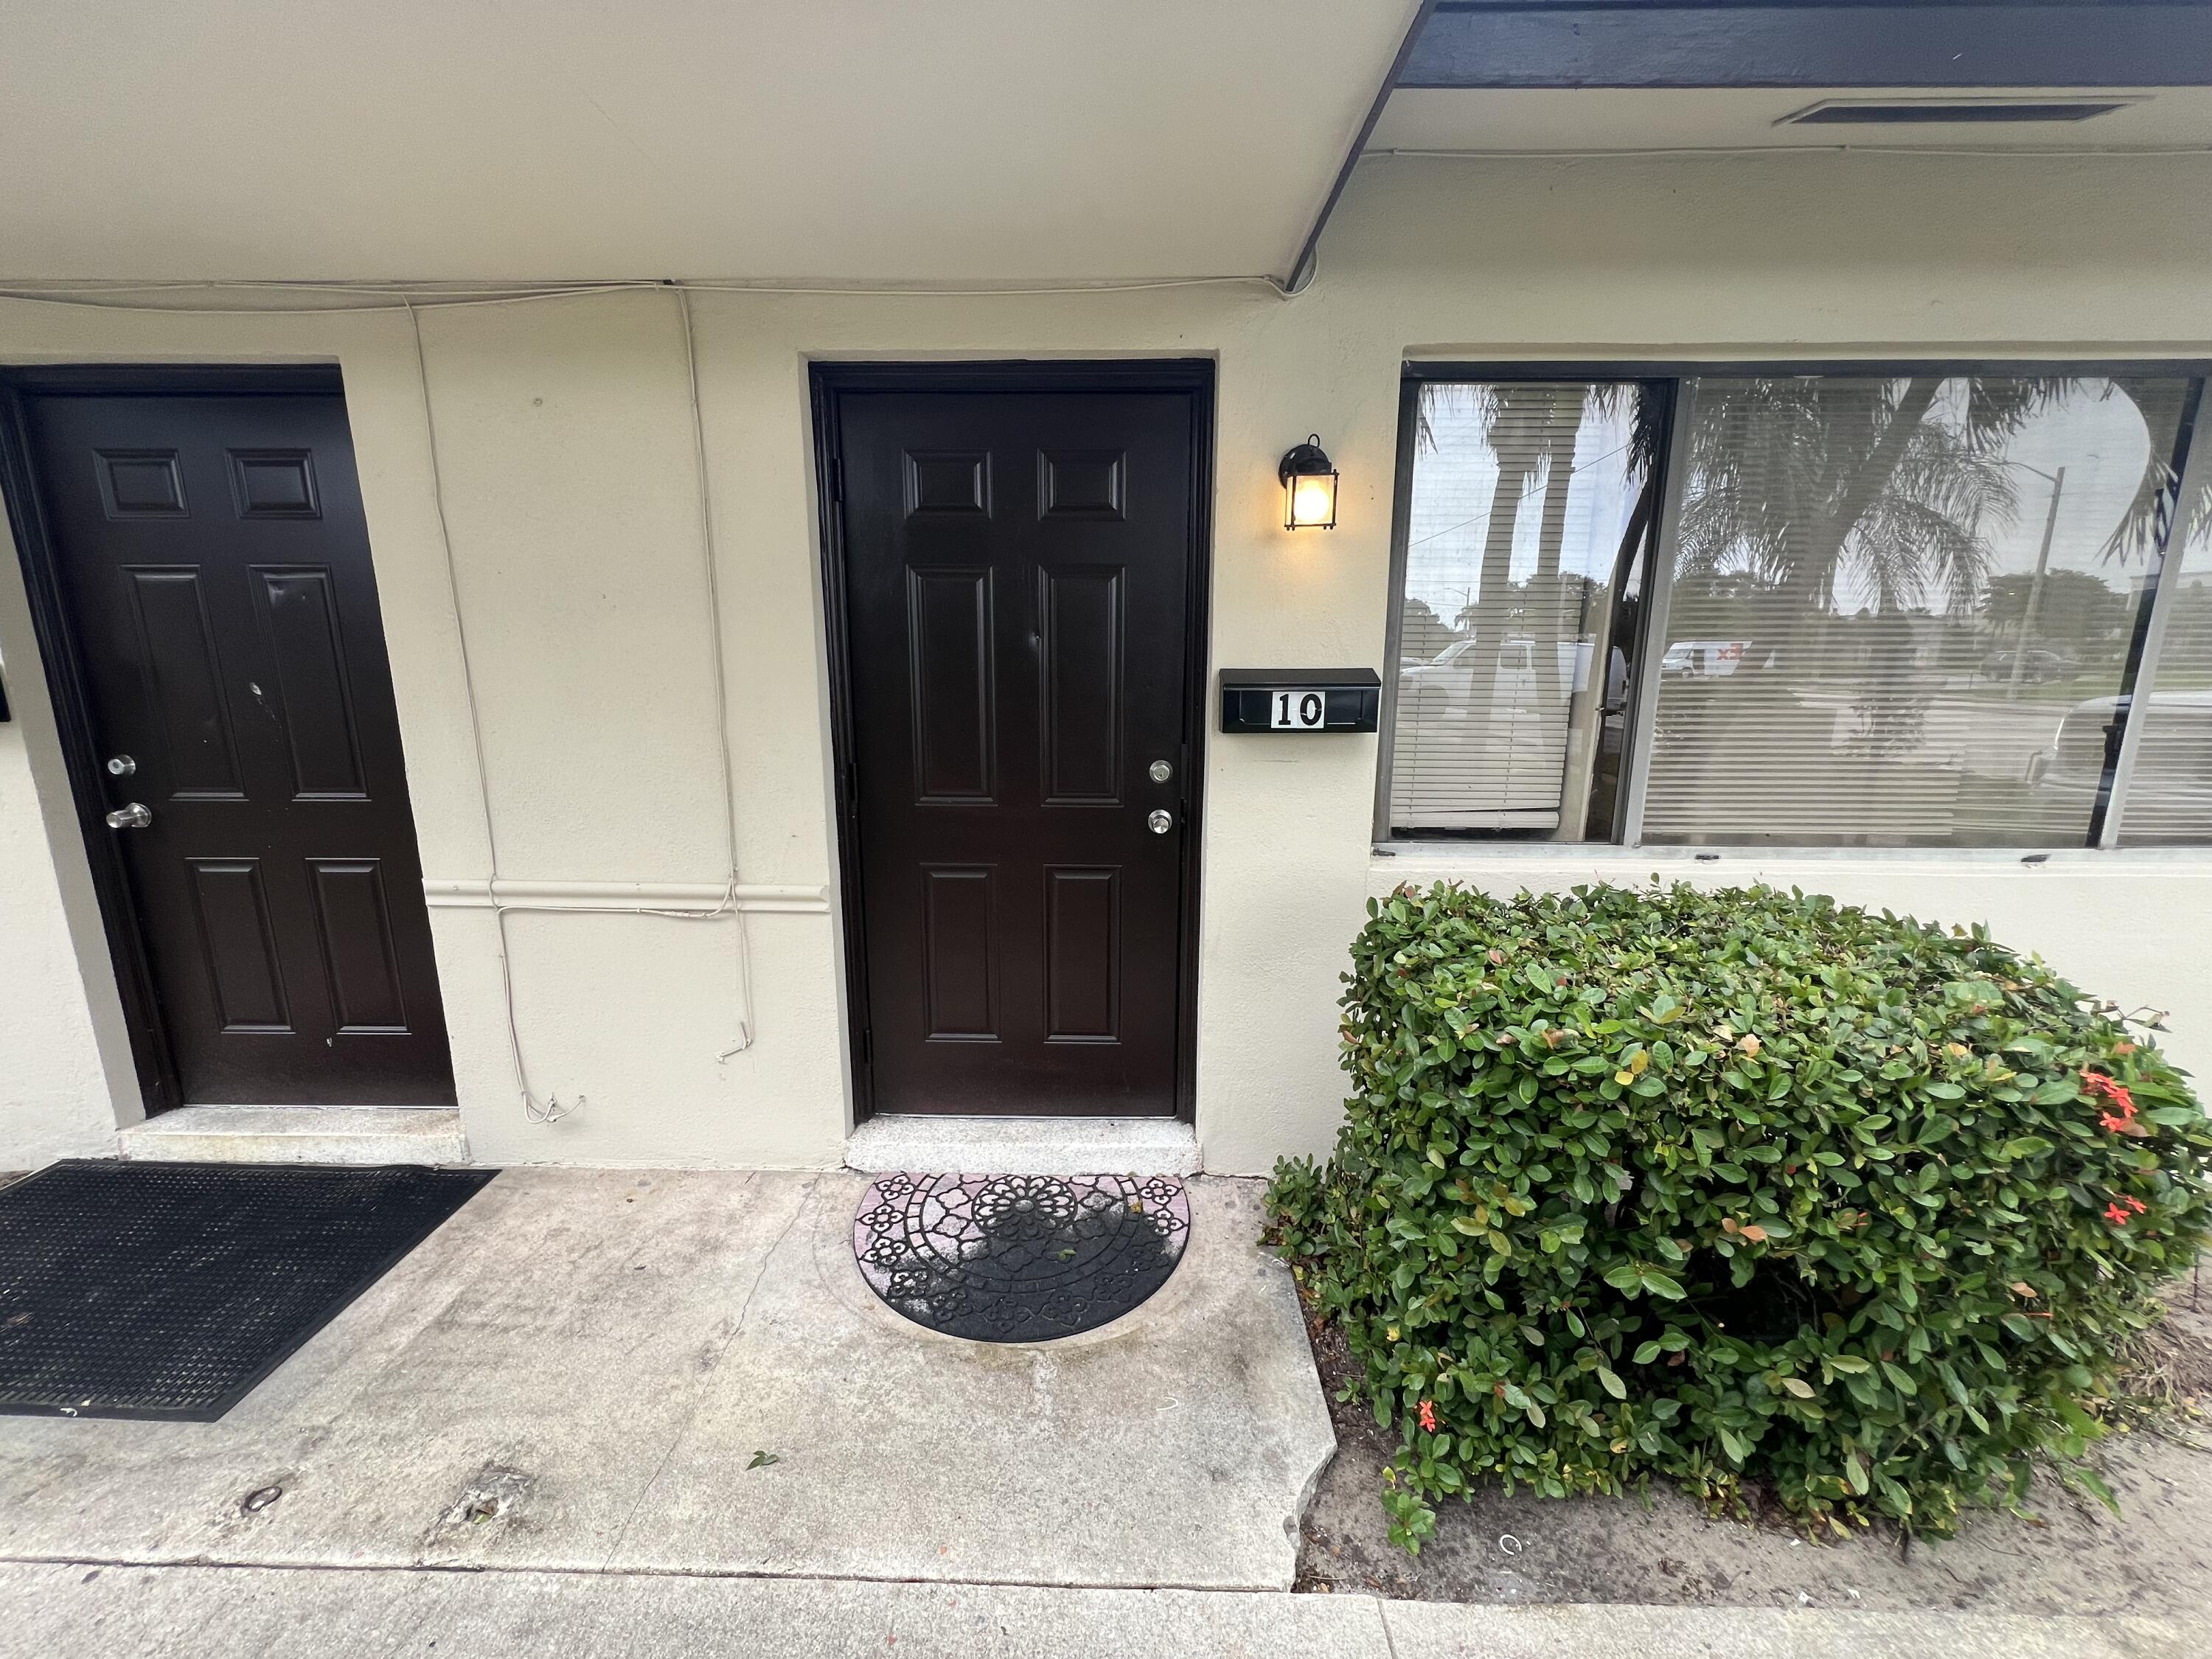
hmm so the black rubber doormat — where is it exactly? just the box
[0,1158,494,1421]
[854,1172,1189,1341]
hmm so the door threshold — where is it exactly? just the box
[846,1114,1199,1178]
[118,1105,469,1167]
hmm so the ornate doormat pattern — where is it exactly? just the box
[853,1172,1190,1342]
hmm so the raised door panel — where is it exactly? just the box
[922,865,998,1041]
[123,568,245,800]
[1037,566,1124,804]
[307,858,409,1034]
[97,450,187,517]
[904,450,991,516]
[186,859,291,1032]
[905,567,995,803]
[1044,866,1119,1043]
[252,566,367,799]
[1037,449,1126,520]
[229,449,321,518]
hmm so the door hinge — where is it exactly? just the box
[858,1026,873,1066]
[827,456,844,504]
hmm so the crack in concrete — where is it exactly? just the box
[1377,1595,1405,1659]
[597,1173,813,1569]
[4,1559,2194,1659]
[0,1551,1309,1597]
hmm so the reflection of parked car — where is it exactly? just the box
[1660,639,1749,678]
[1398,634,1537,717]
[2028,689,2212,820]
[1394,633,1561,821]
[1982,647,2079,684]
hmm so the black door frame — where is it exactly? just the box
[0,364,353,1119]
[810,359,1215,1125]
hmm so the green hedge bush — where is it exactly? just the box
[1267,880,2212,1549]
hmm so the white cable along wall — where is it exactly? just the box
[0,275,1284,1126]
[400,286,762,1124]
[0,276,1291,313]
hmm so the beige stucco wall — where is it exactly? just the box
[2,151,2209,1173]
[0,700,128,1167]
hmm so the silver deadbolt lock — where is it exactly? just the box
[105,802,153,830]
[1148,759,1172,784]
[1147,808,1173,834]
[106,754,136,776]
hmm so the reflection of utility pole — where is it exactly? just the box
[2008,465,2065,702]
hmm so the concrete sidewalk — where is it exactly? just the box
[0,1166,2185,1655]
[0,1562,2188,1658]
[0,1169,1328,1589]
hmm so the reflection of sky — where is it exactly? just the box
[1405,377,2176,630]
[1403,384,1641,622]
[1794,378,2159,617]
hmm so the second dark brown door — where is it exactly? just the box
[832,381,1203,1116]
[25,389,454,1107]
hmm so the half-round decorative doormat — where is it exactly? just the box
[853,1172,1191,1342]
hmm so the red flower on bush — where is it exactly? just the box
[2104,1193,2149,1226]
[2081,1069,2132,1108]
[1418,1399,1438,1433]
[2083,1069,2144,1135]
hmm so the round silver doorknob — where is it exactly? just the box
[1147,809,1173,834]
[105,802,153,830]
[1148,759,1172,784]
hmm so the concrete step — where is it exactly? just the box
[116,1105,469,1166]
[846,1113,1200,1176]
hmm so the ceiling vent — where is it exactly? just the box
[1778,97,2145,128]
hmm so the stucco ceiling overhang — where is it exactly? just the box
[0,1,1425,284]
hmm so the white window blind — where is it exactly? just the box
[1387,382,1646,835]
[1640,376,2190,847]
[2121,506,2212,844]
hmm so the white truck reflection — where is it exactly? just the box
[2028,689,2212,827]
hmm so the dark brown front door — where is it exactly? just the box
[21,389,453,1108]
[827,373,1206,1116]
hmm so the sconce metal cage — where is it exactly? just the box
[1279,434,1338,530]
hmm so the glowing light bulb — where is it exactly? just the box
[1278,436,1338,529]
[1291,476,1335,527]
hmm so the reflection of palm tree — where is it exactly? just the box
[1416,382,1666,587]
[1660,379,2038,800]
[1418,383,1663,710]
[1677,378,2021,619]
[2098,379,2204,563]
[1653,376,2188,838]
[1675,376,2188,615]
[1416,383,1590,608]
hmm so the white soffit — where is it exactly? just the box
[0,1,1424,284]
[1368,86,2212,155]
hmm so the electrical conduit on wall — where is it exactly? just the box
[403,286,759,1124]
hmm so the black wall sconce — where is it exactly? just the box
[1279,434,1338,530]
